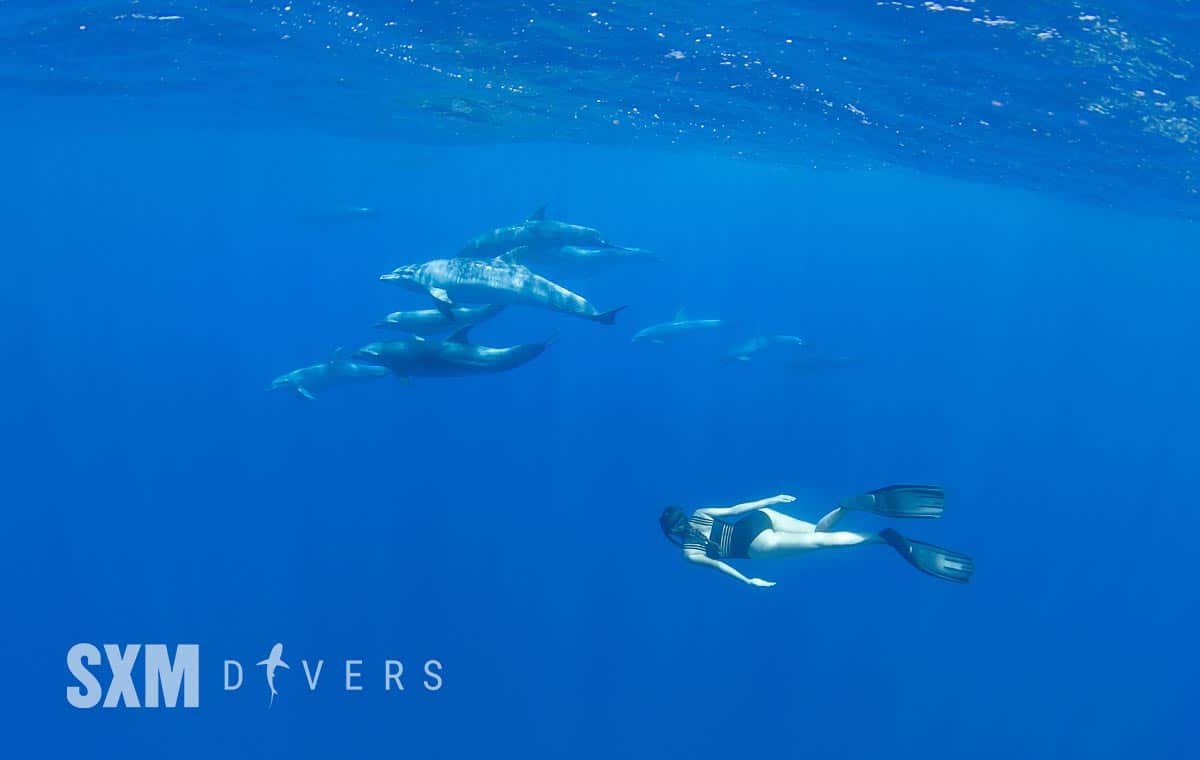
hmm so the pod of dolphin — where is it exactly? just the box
[269,205,853,400]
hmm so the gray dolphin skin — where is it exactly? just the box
[376,303,505,335]
[631,308,727,344]
[380,257,624,324]
[724,334,806,362]
[459,205,607,258]
[502,244,658,277]
[354,325,553,379]
[268,351,391,400]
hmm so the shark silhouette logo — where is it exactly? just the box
[255,643,289,708]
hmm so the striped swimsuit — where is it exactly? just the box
[684,510,773,560]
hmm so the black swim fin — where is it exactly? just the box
[840,484,945,519]
[880,528,974,583]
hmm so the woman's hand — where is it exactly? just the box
[770,494,796,505]
[748,578,776,588]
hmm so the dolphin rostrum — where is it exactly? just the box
[631,308,727,344]
[268,349,391,400]
[380,257,624,324]
[256,643,289,708]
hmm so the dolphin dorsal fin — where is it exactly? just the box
[673,307,688,322]
[446,325,473,345]
[527,204,547,221]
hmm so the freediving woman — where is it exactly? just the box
[658,485,974,586]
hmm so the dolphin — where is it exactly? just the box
[459,206,611,258]
[355,325,553,380]
[380,257,624,324]
[256,643,289,708]
[296,205,380,224]
[268,349,391,400]
[631,308,727,344]
[724,334,806,363]
[501,244,658,278]
[376,304,505,335]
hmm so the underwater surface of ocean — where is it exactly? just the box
[3,1,1199,758]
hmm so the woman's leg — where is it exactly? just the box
[748,528,881,558]
[760,508,816,533]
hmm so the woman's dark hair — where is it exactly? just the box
[659,506,690,546]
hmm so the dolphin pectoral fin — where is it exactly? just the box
[429,288,455,317]
[542,329,560,347]
[588,305,626,325]
[527,204,547,221]
[395,374,412,385]
[295,386,317,401]
[446,324,474,344]
[494,246,528,263]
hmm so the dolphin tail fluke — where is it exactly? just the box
[589,306,627,325]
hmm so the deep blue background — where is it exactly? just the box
[4,117,1199,757]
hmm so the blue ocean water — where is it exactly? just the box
[4,2,1200,758]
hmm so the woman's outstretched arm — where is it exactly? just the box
[696,493,795,518]
[683,549,775,587]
